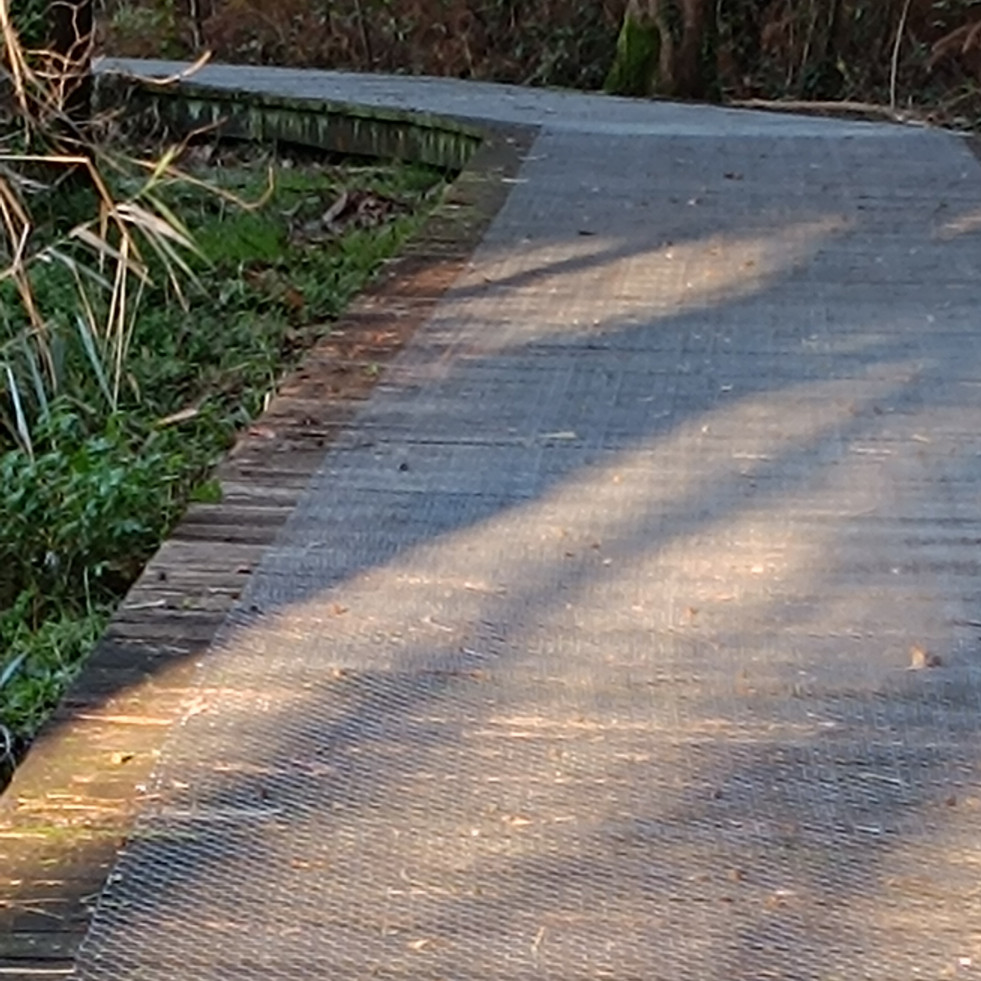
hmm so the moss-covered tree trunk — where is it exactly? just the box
[604,0,661,97]
[605,0,718,101]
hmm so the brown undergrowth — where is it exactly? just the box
[101,0,981,127]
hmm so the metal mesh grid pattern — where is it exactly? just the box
[75,121,981,980]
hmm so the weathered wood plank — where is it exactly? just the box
[0,960,77,977]
[0,936,82,961]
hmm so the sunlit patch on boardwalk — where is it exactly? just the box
[52,65,981,980]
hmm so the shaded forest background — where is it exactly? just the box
[88,0,981,123]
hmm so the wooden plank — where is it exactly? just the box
[168,523,281,545]
[179,503,295,526]
[149,539,270,567]
[0,835,124,881]
[103,619,224,644]
[0,961,76,978]
[0,936,82,961]
[119,587,243,610]
[1,900,93,933]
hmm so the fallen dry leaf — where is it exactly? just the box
[909,644,943,670]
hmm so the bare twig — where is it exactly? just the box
[730,97,917,123]
[114,50,213,88]
[890,0,914,111]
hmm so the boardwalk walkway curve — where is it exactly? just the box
[15,61,981,979]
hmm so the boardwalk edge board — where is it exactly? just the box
[0,76,535,975]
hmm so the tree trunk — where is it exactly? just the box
[49,0,93,120]
[673,0,719,101]
[605,0,718,101]
[604,0,661,97]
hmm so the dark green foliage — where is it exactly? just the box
[0,598,107,763]
[8,0,48,48]
[0,409,200,608]
[698,2,720,102]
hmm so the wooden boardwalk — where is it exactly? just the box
[5,63,981,980]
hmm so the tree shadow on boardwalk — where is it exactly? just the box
[15,126,981,978]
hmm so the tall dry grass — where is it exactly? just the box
[0,1,208,455]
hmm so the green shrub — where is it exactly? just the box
[8,0,48,49]
[0,407,213,612]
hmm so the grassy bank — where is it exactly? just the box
[0,142,445,773]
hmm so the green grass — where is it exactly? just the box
[0,146,446,775]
